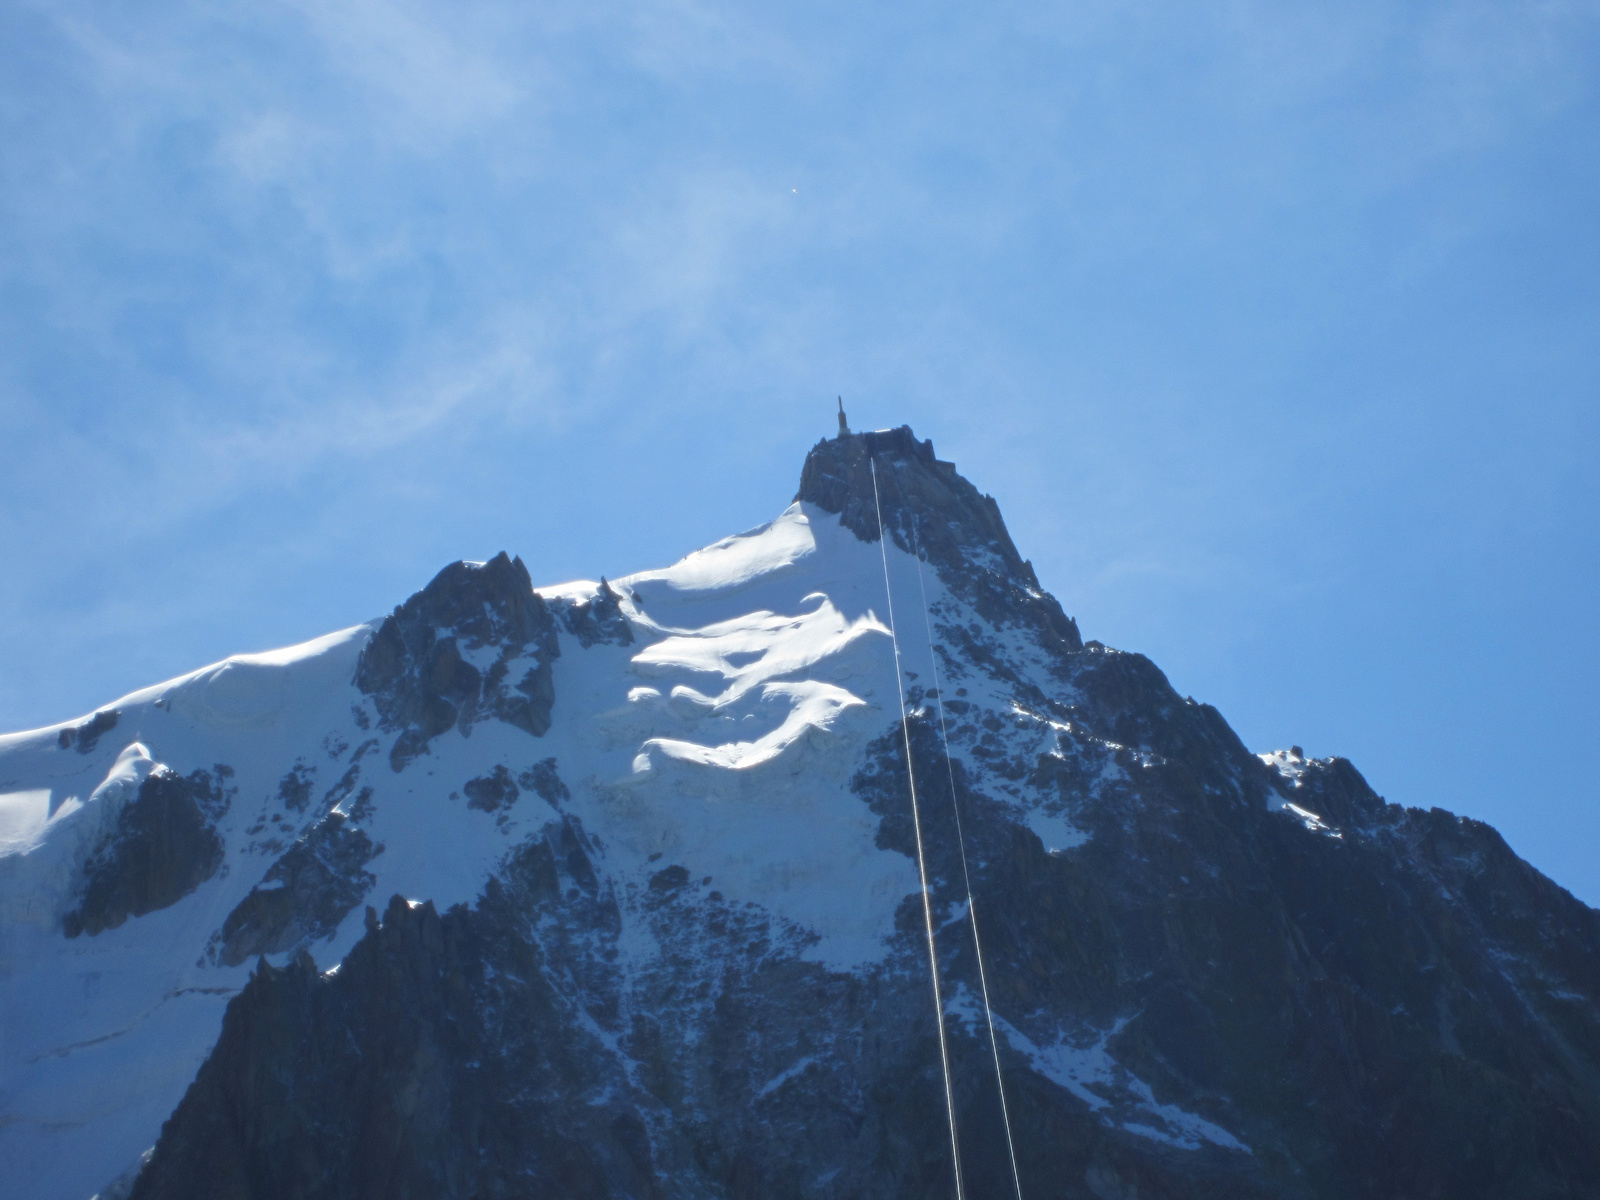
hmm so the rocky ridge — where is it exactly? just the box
[1,427,1596,1200]
[355,551,561,770]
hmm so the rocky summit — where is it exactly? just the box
[2,427,1598,1200]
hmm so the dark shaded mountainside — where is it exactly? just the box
[130,427,1600,1200]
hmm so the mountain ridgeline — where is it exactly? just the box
[3,427,1597,1200]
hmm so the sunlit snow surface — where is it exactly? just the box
[1259,750,1343,837]
[0,502,1105,1199]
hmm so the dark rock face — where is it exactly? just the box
[133,817,1011,1200]
[133,709,1600,1198]
[316,751,377,823]
[797,427,1081,652]
[558,578,636,648]
[355,552,561,771]
[462,764,518,813]
[64,766,232,938]
[57,707,120,753]
[276,761,315,813]
[131,793,1289,1200]
[131,430,1600,1199]
[211,813,381,967]
[519,757,570,806]
[133,869,666,1200]
[461,764,522,832]
[1244,766,1600,1198]
[866,697,1600,1199]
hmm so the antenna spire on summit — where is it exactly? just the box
[837,397,850,437]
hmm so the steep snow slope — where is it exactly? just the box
[0,626,370,1199]
[1,492,1066,1199]
[3,427,1598,1200]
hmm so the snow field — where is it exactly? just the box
[0,498,1175,1199]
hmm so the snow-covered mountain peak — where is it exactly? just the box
[0,438,1064,1197]
[3,427,1598,1200]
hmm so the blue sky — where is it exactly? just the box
[2,0,1597,902]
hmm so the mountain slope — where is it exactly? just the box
[2,427,1597,1200]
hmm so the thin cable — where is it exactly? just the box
[910,521,1025,1200]
[870,454,965,1200]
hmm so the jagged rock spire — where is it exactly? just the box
[796,425,1081,651]
[354,552,560,770]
